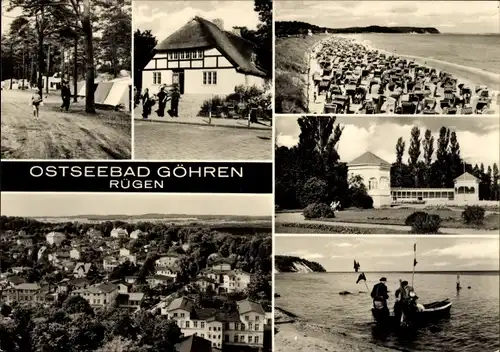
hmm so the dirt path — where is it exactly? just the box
[276,212,498,235]
[1,90,131,159]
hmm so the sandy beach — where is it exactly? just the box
[275,308,400,352]
[309,35,499,115]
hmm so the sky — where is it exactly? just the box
[276,115,500,167]
[0,193,272,217]
[275,236,500,272]
[133,0,261,39]
[275,1,500,34]
[1,6,22,35]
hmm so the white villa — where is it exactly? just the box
[348,151,482,208]
[196,260,251,294]
[348,152,391,208]
[163,297,268,350]
[46,232,66,246]
[142,16,267,95]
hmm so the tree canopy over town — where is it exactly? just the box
[0,216,272,351]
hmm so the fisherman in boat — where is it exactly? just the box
[371,277,389,318]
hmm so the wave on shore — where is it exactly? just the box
[275,307,400,352]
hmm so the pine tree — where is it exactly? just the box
[486,165,493,200]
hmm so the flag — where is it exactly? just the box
[356,272,366,284]
[354,260,360,273]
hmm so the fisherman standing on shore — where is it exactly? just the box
[371,277,389,316]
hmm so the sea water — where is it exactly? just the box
[350,33,500,89]
[275,272,500,351]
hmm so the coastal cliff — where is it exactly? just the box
[275,255,326,273]
[276,21,440,37]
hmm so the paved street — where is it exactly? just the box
[134,121,272,160]
[1,89,131,159]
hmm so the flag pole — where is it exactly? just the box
[412,243,417,287]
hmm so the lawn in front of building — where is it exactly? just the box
[316,206,500,230]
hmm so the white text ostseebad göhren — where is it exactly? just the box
[28,165,244,179]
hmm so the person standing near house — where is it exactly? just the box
[142,88,151,119]
[169,84,180,117]
[156,86,167,117]
[60,81,71,112]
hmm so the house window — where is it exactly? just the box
[201,322,205,328]
[173,313,178,317]
[255,336,259,344]
[255,324,259,331]
[368,178,378,190]
[203,71,217,85]
[201,334,205,338]
[185,321,190,328]
[249,323,253,330]
[173,52,178,59]
[255,316,260,321]
[234,323,238,330]
[180,313,185,317]
[153,72,162,85]
[245,315,249,321]
[248,336,253,343]
[193,321,198,328]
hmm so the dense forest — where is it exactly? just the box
[275,116,499,209]
[1,0,131,112]
[275,255,326,273]
[275,21,440,37]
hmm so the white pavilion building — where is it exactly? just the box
[347,151,481,208]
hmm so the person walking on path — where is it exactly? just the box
[168,84,180,117]
[60,81,71,112]
[31,92,42,119]
[156,86,167,117]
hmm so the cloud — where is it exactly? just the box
[134,0,259,37]
[287,250,325,260]
[422,240,500,260]
[277,134,299,148]
[336,242,354,248]
[275,1,499,34]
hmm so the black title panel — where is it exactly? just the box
[0,161,272,193]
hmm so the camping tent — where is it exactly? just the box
[76,77,131,111]
[102,77,131,110]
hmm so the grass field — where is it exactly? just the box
[275,35,327,113]
[275,223,407,234]
[315,207,500,230]
[1,90,131,159]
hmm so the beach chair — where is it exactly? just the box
[401,102,416,114]
[446,107,457,115]
[460,106,473,115]
[324,104,337,114]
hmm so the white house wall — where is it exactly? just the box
[348,165,391,208]
[142,46,265,95]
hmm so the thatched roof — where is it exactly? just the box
[155,16,266,77]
